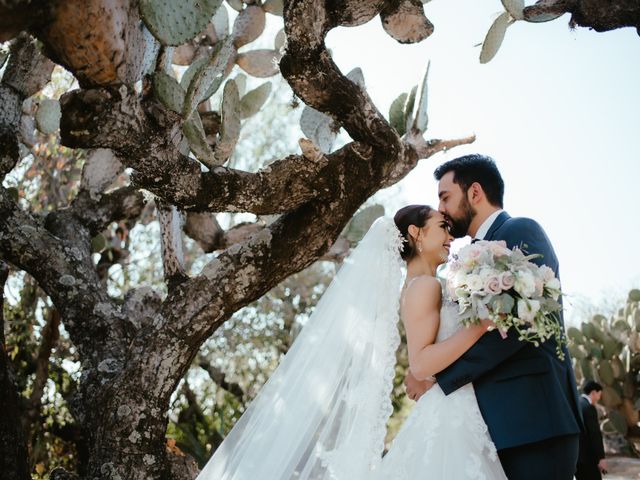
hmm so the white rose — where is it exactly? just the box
[466,274,483,292]
[514,269,536,298]
[546,278,561,291]
[538,265,555,282]
[545,277,561,300]
[452,270,468,288]
[517,299,541,323]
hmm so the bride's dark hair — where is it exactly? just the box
[393,205,434,261]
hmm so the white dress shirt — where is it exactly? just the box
[474,209,504,240]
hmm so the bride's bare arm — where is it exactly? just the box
[402,277,490,381]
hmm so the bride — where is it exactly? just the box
[196,205,507,479]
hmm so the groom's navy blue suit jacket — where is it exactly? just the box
[437,212,583,450]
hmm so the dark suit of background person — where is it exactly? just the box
[437,212,583,480]
[576,385,606,480]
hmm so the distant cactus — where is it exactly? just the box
[569,289,640,453]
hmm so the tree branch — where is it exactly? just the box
[523,0,640,32]
[28,307,60,422]
[66,187,146,237]
[280,1,402,153]
[0,188,127,366]
[157,201,188,287]
[59,86,340,214]
[198,360,245,400]
[1,33,54,180]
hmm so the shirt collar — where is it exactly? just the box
[581,393,592,405]
[474,209,504,240]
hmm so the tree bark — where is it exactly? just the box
[0,261,31,480]
[0,1,474,478]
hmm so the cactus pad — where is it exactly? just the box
[35,98,61,135]
[140,0,224,46]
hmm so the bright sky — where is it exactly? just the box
[324,1,640,322]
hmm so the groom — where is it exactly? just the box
[406,154,582,479]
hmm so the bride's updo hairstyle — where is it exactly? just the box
[393,205,434,262]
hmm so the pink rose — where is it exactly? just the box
[499,271,515,290]
[484,276,502,295]
[489,241,510,257]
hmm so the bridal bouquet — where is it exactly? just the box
[446,240,565,358]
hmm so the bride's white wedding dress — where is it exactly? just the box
[196,218,507,480]
[372,298,507,480]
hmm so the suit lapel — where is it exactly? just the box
[484,211,510,241]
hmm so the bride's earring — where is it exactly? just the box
[417,239,423,253]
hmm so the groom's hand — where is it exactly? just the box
[404,370,435,401]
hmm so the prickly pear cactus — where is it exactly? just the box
[480,11,511,64]
[35,98,62,135]
[183,111,217,168]
[569,289,640,452]
[214,79,241,164]
[140,0,223,46]
[411,61,430,133]
[153,71,185,114]
[236,50,280,78]
[389,92,408,136]
[239,82,272,119]
[183,36,236,118]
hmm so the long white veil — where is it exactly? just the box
[197,217,405,480]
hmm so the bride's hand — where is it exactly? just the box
[404,369,435,401]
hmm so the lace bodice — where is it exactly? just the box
[402,277,462,343]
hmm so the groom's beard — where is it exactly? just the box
[447,197,475,239]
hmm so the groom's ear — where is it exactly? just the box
[467,182,485,205]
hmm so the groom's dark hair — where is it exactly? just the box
[434,154,504,208]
